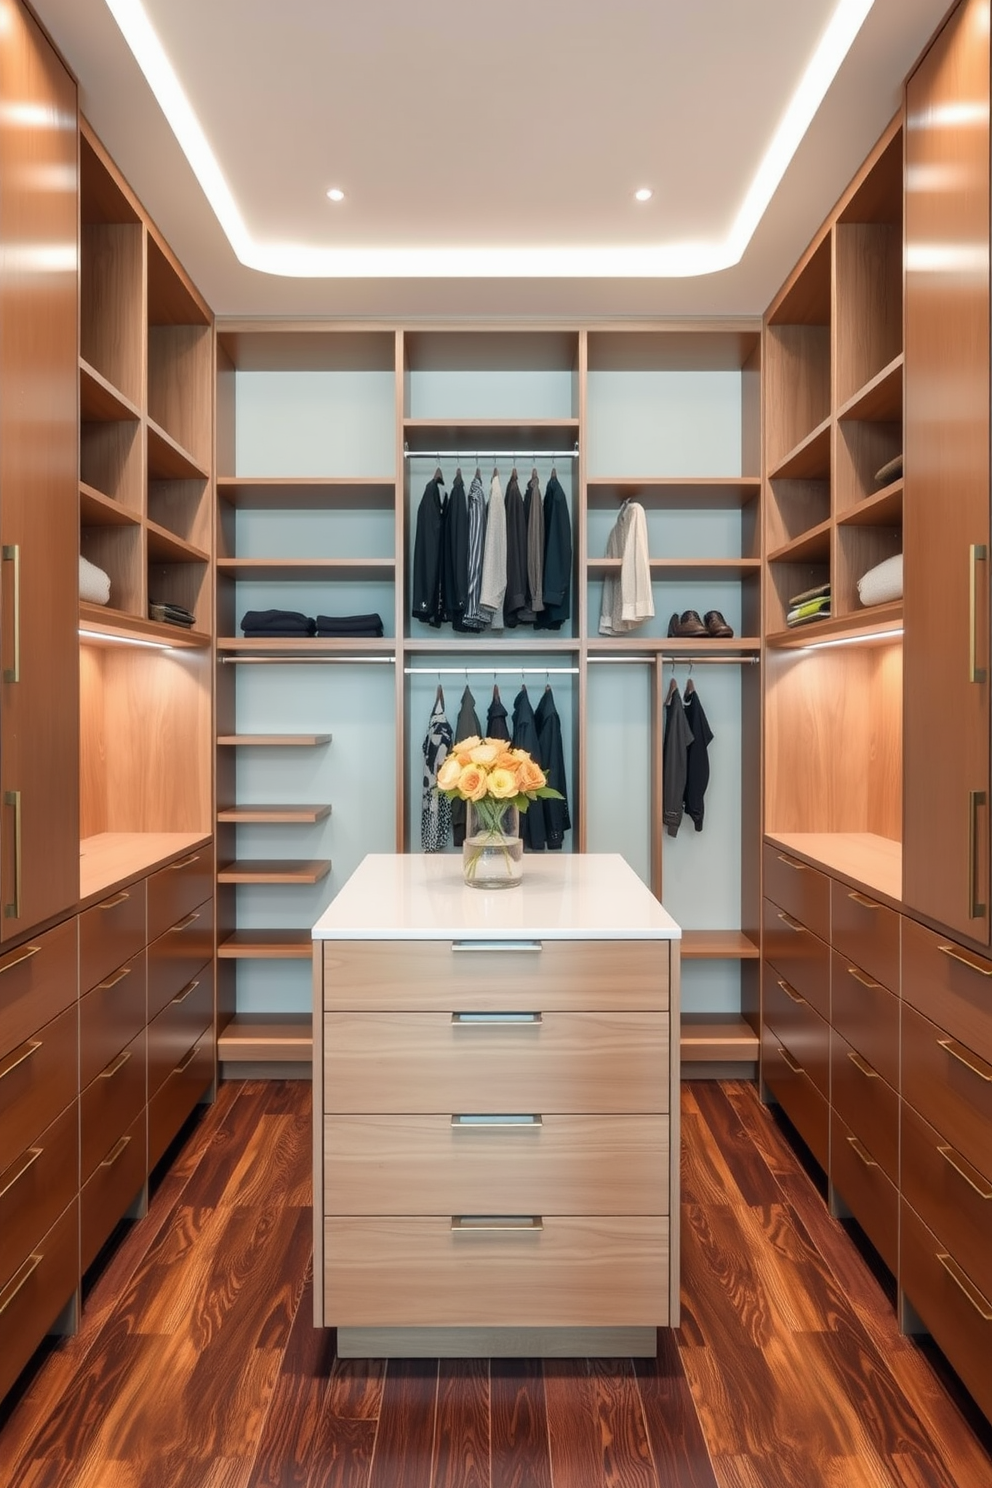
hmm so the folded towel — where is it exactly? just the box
[79,554,111,606]
[858,553,903,607]
[241,609,316,636]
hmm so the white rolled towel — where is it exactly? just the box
[857,553,902,607]
[79,553,111,605]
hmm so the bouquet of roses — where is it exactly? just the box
[436,735,562,838]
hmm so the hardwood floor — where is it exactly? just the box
[2,1078,990,1488]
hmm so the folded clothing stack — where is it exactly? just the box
[150,600,196,629]
[241,608,316,637]
[79,554,111,606]
[857,553,902,607]
[786,582,831,627]
[315,612,384,638]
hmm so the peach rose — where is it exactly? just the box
[517,758,547,792]
[458,764,490,801]
[436,755,463,791]
[454,735,481,754]
[494,750,518,771]
[488,767,518,799]
[469,743,500,766]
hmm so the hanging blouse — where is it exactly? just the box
[421,692,453,852]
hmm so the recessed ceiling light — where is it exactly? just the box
[634,188,653,203]
[326,188,345,203]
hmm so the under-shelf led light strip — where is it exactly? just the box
[796,628,903,650]
[78,627,173,651]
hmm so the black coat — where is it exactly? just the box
[535,687,571,849]
[511,686,547,851]
[682,687,714,831]
[503,472,529,627]
[486,687,510,741]
[411,475,447,626]
[534,473,571,631]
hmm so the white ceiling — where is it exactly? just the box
[32,0,953,320]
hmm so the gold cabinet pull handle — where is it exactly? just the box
[170,979,200,1005]
[169,853,201,870]
[99,891,130,910]
[451,1215,543,1233]
[96,966,131,991]
[936,942,992,977]
[937,1144,992,1200]
[847,891,881,909]
[970,790,987,919]
[847,1134,878,1168]
[99,1049,131,1080]
[0,1037,41,1083]
[170,911,201,932]
[451,1011,542,1025]
[846,965,882,990]
[0,943,40,975]
[171,1045,199,1076]
[0,1146,42,1200]
[100,1135,131,1169]
[451,1114,543,1129]
[3,789,21,920]
[776,978,806,1005]
[776,911,806,933]
[0,1252,42,1316]
[969,543,988,683]
[847,1050,879,1079]
[936,1251,992,1321]
[779,1045,804,1074]
[938,1037,992,1083]
[776,854,807,871]
[2,543,20,682]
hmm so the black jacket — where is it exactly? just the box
[411,475,447,626]
[503,472,529,627]
[534,474,571,631]
[511,686,547,851]
[535,687,570,849]
[682,687,714,831]
[445,472,471,630]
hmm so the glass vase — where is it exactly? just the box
[462,799,523,889]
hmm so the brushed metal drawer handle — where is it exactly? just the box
[776,978,806,1006]
[451,1216,543,1233]
[938,1037,992,1083]
[451,1011,542,1025]
[169,854,201,870]
[846,965,882,991]
[96,966,131,991]
[452,940,542,953]
[171,978,200,1005]
[170,1045,199,1076]
[847,891,881,910]
[100,1135,131,1169]
[970,543,989,684]
[779,1045,804,1075]
[0,1038,41,1083]
[936,1251,992,1321]
[936,943,992,977]
[2,543,20,683]
[170,912,201,933]
[99,891,130,910]
[847,1135,878,1168]
[937,1144,992,1200]
[776,854,808,871]
[4,789,21,920]
[0,1252,42,1316]
[0,943,40,975]
[0,1146,42,1200]
[99,1049,131,1080]
[776,911,806,933]
[451,1114,543,1129]
[847,1050,879,1080]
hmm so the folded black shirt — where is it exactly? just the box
[241,609,316,636]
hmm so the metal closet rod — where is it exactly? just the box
[404,445,579,461]
[587,654,760,666]
[221,655,396,665]
[405,666,578,676]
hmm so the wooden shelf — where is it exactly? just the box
[586,477,760,509]
[588,557,760,581]
[79,358,141,423]
[837,480,903,527]
[79,482,141,527]
[586,636,761,656]
[217,1014,312,1063]
[146,520,209,564]
[217,734,332,747]
[768,519,832,565]
[680,1015,759,1064]
[837,354,903,423]
[403,417,579,452]
[218,636,394,655]
[767,601,902,649]
[405,636,579,653]
[218,931,313,959]
[217,859,331,884]
[147,418,209,481]
[682,930,760,960]
[78,601,211,650]
[769,418,832,481]
[217,803,332,824]
[217,477,395,509]
[216,557,395,581]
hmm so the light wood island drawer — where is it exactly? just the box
[0,918,77,1062]
[322,1215,670,1329]
[323,1113,669,1216]
[830,881,899,994]
[830,949,899,1090]
[830,1108,898,1276]
[762,899,830,1020]
[902,1100,992,1303]
[762,845,830,941]
[321,939,669,1012]
[902,919,992,1064]
[323,1011,668,1114]
[79,882,146,995]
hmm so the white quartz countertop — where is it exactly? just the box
[312,853,681,941]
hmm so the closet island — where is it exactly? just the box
[312,852,679,1357]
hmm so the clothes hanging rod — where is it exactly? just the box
[221,655,396,665]
[405,666,579,676]
[404,444,579,461]
[587,654,759,666]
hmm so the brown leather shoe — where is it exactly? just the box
[704,609,734,637]
[672,609,708,637]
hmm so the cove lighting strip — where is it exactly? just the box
[103,0,874,278]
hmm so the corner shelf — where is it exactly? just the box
[766,601,903,650]
[681,930,760,960]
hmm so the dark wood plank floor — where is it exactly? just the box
[2,1079,991,1488]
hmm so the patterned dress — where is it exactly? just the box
[421,694,453,852]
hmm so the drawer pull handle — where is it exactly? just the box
[937,1144,992,1200]
[451,1216,543,1233]
[847,1135,878,1168]
[451,1114,543,1129]
[2,543,20,682]
[0,1038,41,1083]
[938,1037,992,1084]
[171,1045,199,1076]
[4,789,21,920]
[779,1045,804,1075]
[847,1050,879,1080]
[100,1135,131,1169]
[451,1011,542,1026]
[0,943,40,975]
[970,543,989,684]
[99,1050,131,1080]
[99,891,131,910]
[847,891,881,910]
[96,966,131,991]
[452,940,542,953]
[846,965,882,990]
[0,1146,42,1200]
[936,1251,992,1321]
[936,943,992,977]
[776,854,807,871]
[777,911,806,933]
[0,1252,42,1316]
[169,854,201,871]
[171,978,200,1005]
[970,790,988,919]
[171,912,201,933]
[777,978,806,1005]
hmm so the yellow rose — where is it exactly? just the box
[458,764,490,801]
[488,767,518,799]
[436,755,463,791]
[517,758,546,792]
[470,743,500,766]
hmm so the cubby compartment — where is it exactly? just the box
[79,126,143,408]
[765,236,832,473]
[834,128,903,409]
[146,235,212,473]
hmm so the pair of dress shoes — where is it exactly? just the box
[667,609,734,638]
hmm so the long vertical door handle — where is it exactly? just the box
[4,790,21,921]
[970,790,987,920]
[970,543,988,683]
[2,544,19,683]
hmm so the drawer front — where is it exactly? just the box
[762,845,830,940]
[829,881,899,994]
[763,967,829,1098]
[147,845,214,943]
[830,1028,898,1182]
[762,899,830,1020]
[0,1003,77,1160]
[322,1215,669,1328]
[79,948,147,1090]
[900,1198,992,1424]
[902,1101,992,1304]
[323,1011,668,1115]
[323,1113,669,1217]
[830,950,899,1090]
[0,1198,79,1404]
[79,882,146,995]
[0,917,77,1064]
[902,1001,992,1181]
[0,1100,77,1288]
[148,969,213,1100]
[830,1108,898,1276]
[148,1030,212,1171]
[761,1024,829,1172]
[81,1027,146,1183]
[902,918,992,1065]
[322,939,669,1013]
[147,896,214,1022]
[81,1108,147,1273]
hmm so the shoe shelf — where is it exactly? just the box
[218,930,313,959]
[216,1012,313,1070]
[587,636,761,655]
[681,930,760,959]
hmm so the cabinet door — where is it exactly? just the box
[0,0,79,938]
[903,0,991,941]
